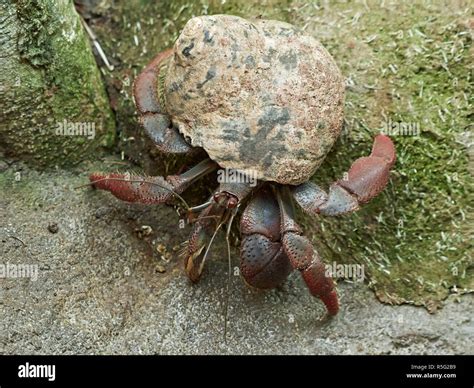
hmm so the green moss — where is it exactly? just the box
[16,0,57,67]
[0,0,115,167]
[290,0,473,310]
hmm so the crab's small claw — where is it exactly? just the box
[185,181,255,282]
[293,134,396,216]
[338,134,396,204]
[184,221,211,283]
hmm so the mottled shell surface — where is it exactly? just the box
[160,15,345,185]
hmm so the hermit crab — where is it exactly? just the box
[89,15,396,315]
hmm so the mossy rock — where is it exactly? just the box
[0,0,115,167]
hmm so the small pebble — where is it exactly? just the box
[156,243,166,254]
[48,223,59,234]
[135,225,152,239]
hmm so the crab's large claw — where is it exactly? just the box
[89,159,216,205]
[240,188,293,289]
[293,134,396,216]
[133,49,192,154]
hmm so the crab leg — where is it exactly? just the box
[239,187,293,289]
[89,159,217,204]
[133,49,192,154]
[292,134,396,216]
[184,201,227,282]
[139,113,192,154]
[276,186,339,315]
[184,182,254,282]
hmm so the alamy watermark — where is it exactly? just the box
[217,168,258,187]
[340,117,420,143]
[381,118,420,137]
[55,119,96,140]
[18,362,55,382]
[0,263,39,281]
[325,262,365,282]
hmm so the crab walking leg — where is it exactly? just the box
[276,186,339,315]
[184,201,226,282]
[239,188,293,289]
[133,49,172,115]
[292,134,396,216]
[89,159,217,204]
[133,49,192,154]
[184,181,255,282]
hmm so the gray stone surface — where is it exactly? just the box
[0,162,472,355]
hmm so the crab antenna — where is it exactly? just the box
[198,217,225,278]
[187,200,214,213]
[223,206,239,342]
[188,215,222,224]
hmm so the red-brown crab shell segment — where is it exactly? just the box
[133,48,173,115]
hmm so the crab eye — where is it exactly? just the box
[226,197,238,209]
[213,192,239,209]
